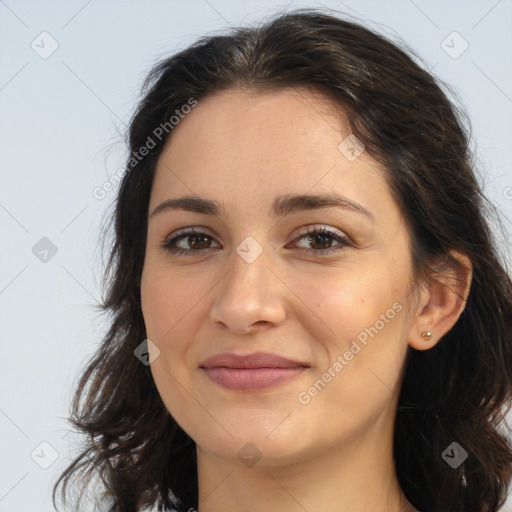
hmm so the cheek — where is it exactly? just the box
[291,264,403,343]
[141,265,206,344]
[140,266,205,422]
[140,263,217,398]
[291,264,410,392]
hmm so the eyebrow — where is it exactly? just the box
[149,192,374,221]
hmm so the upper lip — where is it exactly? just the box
[199,351,309,369]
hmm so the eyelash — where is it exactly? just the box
[159,225,352,257]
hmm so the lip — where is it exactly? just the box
[199,351,308,369]
[199,351,310,392]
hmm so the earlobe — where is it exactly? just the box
[409,250,472,351]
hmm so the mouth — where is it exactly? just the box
[199,351,310,392]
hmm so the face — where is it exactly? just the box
[140,88,419,467]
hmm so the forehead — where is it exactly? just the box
[150,87,397,225]
[164,87,350,161]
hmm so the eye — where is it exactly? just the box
[160,225,352,256]
[288,225,352,255]
[160,227,220,256]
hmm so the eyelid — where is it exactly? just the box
[293,224,351,243]
[162,224,349,242]
[169,225,215,238]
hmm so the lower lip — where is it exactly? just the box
[201,367,308,392]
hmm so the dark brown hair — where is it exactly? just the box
[53,7,512,512]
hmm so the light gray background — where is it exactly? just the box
[1,1,511,510]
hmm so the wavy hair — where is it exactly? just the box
[53,8,512,512]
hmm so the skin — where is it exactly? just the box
[140,87,472,512]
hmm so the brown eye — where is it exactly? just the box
[160,225,352,257]
[291,226,352,255]
[161,228,220,256]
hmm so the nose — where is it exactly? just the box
[208,242,287,335]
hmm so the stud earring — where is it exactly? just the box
[421,330,432,341]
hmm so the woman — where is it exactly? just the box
[53,8,512,512]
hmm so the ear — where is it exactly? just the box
[409,250,472,350]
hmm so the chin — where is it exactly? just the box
[190,413,317,468]
[197,432,311,469]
